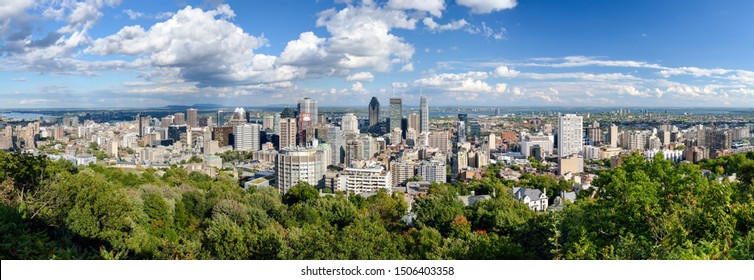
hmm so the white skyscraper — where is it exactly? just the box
[341,113,359,135]
[420,96,429,133]
[558,114,583,157]
[275,147,325,194]
[234,123,260,151]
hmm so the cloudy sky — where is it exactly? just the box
[2,0,754,108]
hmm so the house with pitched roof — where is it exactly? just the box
[512,187,548,212]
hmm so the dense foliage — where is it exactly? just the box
[0,151,752,260]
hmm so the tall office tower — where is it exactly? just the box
[558,114,584,175]
[273,113,280,134]
[174,113,185,125]
[341,113,359,135]
[262,115,275,131]
[137,114,150,139]
[298,97,318,145]
[368,96,380,128]
[275,147,325,194]
[212,126,234,147]
[457,114,468,143]
[408,113,420,133]
[234,123,261,151]
[610,124,619,148]
[279,107,297,149]
[389,98,402,133]
[297,97,318,128]
[161,116,173,127]
[187,108,198,128]
[558,114,583,157]
[199,116,212,127]
[326,126,344,165]
[228,107,247,126]
[420,96,429,133]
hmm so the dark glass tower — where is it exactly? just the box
[368,96,380,128]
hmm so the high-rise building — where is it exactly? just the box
[558,114,583,157]
[418,160,446,183]
[199,116,212,127]
[262,115,275,131]
[408,113,420,133]
[428,130,450,155]
[161,116,173,127]
[280,107,297,149]
[326,126,344,165]
[420,96,429,133]
[275,147,325,194]
[368,96,380,128]
[390,160,416,187]
[234,123,261,151]
[609,124,619,148]
[297,97,318,128]
[187,108,198,128]
[558,114,584,175]
[228,107,247,127]
[341,113,359,135]
[457,114,468,143]
[212,126,234,147]
[389,98,402,134]
[173,113,185,126]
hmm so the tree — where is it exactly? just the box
[282,181,318,206]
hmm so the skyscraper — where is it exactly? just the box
[558,114,584,175]
[173,112,185,125]
[389,97,402,134]
[280,107,297,149]
[408,113,420,132]
[457,114,468,143]
[610,124,619,148]
[368,96,380,128]
[558,114,583,157]
[297,97,318,128]
[341,113,359,135]
[234,123,261,151]
[420,96,428,133]
[187,108,198,128]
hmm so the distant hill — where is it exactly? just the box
[162,104,225,110]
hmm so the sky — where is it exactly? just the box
[1,0,754,109]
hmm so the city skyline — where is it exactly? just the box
[2,0,754,109]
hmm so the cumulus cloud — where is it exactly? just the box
[346,72,375,82]
[387,0,445,17]
[423,18,469,32]
[456,0,517,14]
[493,66,519,77]
[315,4,416,72]
[88,5,302,87]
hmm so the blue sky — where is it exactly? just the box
[1,0,754,108]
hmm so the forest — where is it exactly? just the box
[1,150,752,260]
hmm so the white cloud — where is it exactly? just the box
[351,81,368,92]
[494,83,508,93]
[659,66,731,77]
[387,0,445,17]
[449,78,493,92]
[315,4,416,72]
[0,0,33,18]
[423,18,468,32]
[400,62,414,72]
[88,5,302,87]
[493,66,519,77]
[456,0,517,14]
[123,9,143,20]
[465,22,506,40]
[346,72,375,82]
